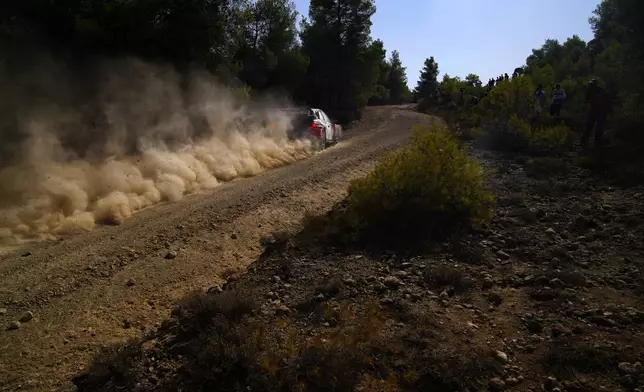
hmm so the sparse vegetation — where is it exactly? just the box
[423,264,474,294]
[416,0,644,179]
[74,293,498,392]
[11,1,644,391]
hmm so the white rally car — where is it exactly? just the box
[276,107,343,151]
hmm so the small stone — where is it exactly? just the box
[618,362,638,375]
[489,377,506,391]
[19,311,33,323]
[373,281,387,293]
[280,191,288,198]
[343,278,356,286]
[520,208,538,223]
[550,324,571,338]
[165,250,178,260]
[227,273,241,283]
[275,305,291,316]
[494,350,508,364]
[487,292,503,307]
[207,285,223,294]
[496,250,510,261]
[482,277,495,289]
[534,276,550,286]
[549,278,566,289]
[272,276,281,283]
[619,375,636,388]
[439,290,449,299]
[7,321,20,330]
[230,233,238,240]
[524,344,537,353]
[544,376,559,391]
[126,279,136,287]
[506,377,519,386]
[123,319,131,329]
[0,308,7,315]
[526,319,544,333]
[588,316,616,327]
[21,251,32,257]
[383,276,403,288]
[546,228,556,236]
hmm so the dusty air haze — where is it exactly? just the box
[0,57,314,246]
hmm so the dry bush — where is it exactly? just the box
[308,123,494,249]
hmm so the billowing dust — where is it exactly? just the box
[0,58,314,245]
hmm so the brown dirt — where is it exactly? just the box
[71,113,644,392]
[0,106,427,392]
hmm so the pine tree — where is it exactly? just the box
[385,50,410,104]
[414,57,440,108]
[301,0,381,122]
[368,47,391,106]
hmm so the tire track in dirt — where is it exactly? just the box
[0,106,428,392]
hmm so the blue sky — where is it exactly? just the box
[293,0,601,88]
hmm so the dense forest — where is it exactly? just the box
[1,0,642,141]
[0,0,410,125]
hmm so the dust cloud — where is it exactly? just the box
[0,57,314,245]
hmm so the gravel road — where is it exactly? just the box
[0,105,426,391]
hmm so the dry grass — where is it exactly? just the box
[423,264,475,294]
[74,289,499,392]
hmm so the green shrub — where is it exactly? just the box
[341,123,494,246]
[530,123,570,152]
[483,114,570,154]
[480,76,536,122]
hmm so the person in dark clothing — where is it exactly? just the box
[534,84,546,111]
[458,87,465,106]
[550,83,566,116]
[504,73,509,81]
[582,79,610,147]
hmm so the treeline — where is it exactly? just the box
[412,0,644,147]
[0,0,410,124]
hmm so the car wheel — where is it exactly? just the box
[317,135,326,151]
[331,124,338,143]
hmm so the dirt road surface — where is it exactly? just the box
[0,106,426,391]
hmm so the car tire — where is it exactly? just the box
[334,124,343,142]
[317,135,326,151]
